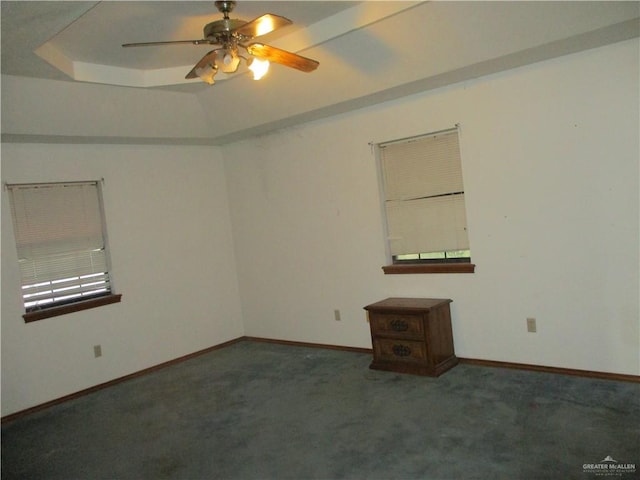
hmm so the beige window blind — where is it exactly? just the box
[7,181,112,310]
[380,129,469,256]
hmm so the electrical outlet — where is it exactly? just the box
[526,318,537,333]
[93,345,102,358]
[334,309,341,321]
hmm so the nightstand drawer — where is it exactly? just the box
[369,313,423,338]
[373,339,427,363]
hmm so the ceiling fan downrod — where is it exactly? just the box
[215,1,236,18]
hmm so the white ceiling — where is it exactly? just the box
[1,1,639,144]
[0,1,379,90]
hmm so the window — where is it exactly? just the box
[377,127,474,274]
[7,181,121,322]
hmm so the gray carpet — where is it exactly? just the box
[2,340,639,480]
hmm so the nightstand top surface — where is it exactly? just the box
[364,297,452,312]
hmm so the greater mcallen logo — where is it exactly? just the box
[583,456,636,476]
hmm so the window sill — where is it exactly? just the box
[23,294,122,323]
[382,263,475,274]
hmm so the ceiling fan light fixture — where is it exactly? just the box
[248,57,270,80]
[217,50,240,73]
[195,64,217,85]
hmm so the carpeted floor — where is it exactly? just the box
[2,340,639,480]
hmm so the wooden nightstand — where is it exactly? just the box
[364,298,458,376]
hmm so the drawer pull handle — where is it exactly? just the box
[390,319,409,331]
[392,345,411,357]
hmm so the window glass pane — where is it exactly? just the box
[446,249,471,258]
[395,254,420,261]
[419,252,446,260]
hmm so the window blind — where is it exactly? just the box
[7,181,111,310]
[380,129,469,256]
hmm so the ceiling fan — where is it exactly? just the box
[122,0,319,85]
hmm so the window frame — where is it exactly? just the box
[22,293,122,323]
[7,180,121,322]
[375,127,475,274]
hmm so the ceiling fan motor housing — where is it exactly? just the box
[203,18,247,43]
[204,1,244,43]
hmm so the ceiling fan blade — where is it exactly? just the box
[246,43,319,72]
[185,50,217,80]
[233,14,292,38]
[122,39,211,47]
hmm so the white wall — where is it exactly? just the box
[1,143,244,416]
[223,39,639,375]
[1,75,210,140]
